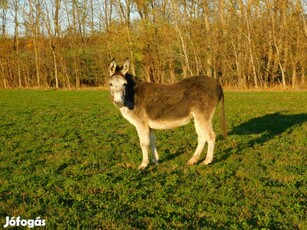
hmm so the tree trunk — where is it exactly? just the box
[12,0,21,87]
[52,46,59,89]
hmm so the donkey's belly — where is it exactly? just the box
[148,114,193,130]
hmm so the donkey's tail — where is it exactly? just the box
[218,85,227,138]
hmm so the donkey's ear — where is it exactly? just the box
[121,59,130,75]
[109,59,117,76]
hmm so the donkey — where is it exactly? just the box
[108,59,226,169]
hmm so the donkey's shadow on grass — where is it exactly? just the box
[219,112,307,161]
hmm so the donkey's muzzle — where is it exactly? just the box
[115,101,124,108]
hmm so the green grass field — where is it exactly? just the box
[0,90,306,229]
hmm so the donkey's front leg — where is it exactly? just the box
[136,126,150,169]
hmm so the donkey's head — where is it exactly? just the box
[109,59,130,108]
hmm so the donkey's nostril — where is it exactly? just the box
[115,101,124,108]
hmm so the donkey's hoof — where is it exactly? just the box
[187,157,198,165]
[187,161,196,166]
[201,159,213,165]
[138,165,146,170]
[138,162,149,170]
[187,157,198,166]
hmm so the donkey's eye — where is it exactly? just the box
[109,83,113,87]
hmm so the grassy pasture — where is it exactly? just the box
[0,90,306,229]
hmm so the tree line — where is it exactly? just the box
[0,0,306,89]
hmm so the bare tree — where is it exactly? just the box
[24,0,42,87]
[41,0,62,89]
[242,0,258,88]
[116,0,136,75]
[10,0,22,87]
[0,0,8,38]
[170,0,193,78]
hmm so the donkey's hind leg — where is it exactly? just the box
[188,116,216,165]
[150,129,159,165]
[201,121,216,165]
[187,117,207,165]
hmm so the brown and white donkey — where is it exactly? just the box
[108,59,226,169]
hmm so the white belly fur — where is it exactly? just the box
[120,107,193,130]
[149,115,192,130]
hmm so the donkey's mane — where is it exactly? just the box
[124,73,138,110]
